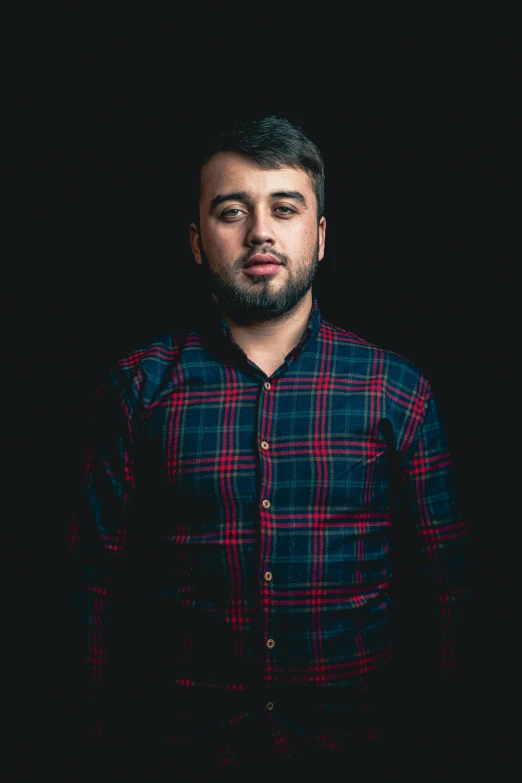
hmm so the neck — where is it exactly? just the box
[218,291,313,368]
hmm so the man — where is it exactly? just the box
[69,116,470,775]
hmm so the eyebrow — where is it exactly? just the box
[210,190,308,212]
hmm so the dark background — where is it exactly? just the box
[17,7,512,763]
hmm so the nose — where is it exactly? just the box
[244,209,275,248]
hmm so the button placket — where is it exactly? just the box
[259,379,276,679]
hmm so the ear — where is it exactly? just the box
[318,216,326,261]
[189,223,203,266]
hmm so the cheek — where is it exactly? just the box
[201,230,231,261]
[205,225,239,252]
[290,225,318,255]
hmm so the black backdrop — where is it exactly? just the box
[20,11,506,762]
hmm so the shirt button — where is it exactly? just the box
[264,381,271,391]
[266,638,275,649]
[261,441,269,450]
[266,701,274,711]
[264,571,273,582]
[262,499,271,509]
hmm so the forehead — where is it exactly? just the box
[200,152,316,205]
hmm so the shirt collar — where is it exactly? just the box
[196,294,322,371]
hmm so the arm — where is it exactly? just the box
[398,381,472,750]
[68,372,136,740]
[402,384,471,675]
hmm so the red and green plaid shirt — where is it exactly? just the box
[68,295,470,766]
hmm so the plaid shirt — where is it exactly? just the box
[68,295,470,767]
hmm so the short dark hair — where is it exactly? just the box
[195,115,325,223]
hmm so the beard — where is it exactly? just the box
[197,239,320,326]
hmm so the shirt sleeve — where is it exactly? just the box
[401,383,471,676]
[67,372,136,740]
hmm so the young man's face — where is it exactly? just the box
[190,152,326,324]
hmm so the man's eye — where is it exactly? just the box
[221,208,244,218]
[275,206,295,215]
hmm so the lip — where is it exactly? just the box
[244,254,281,268]
[243,263,282,276]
